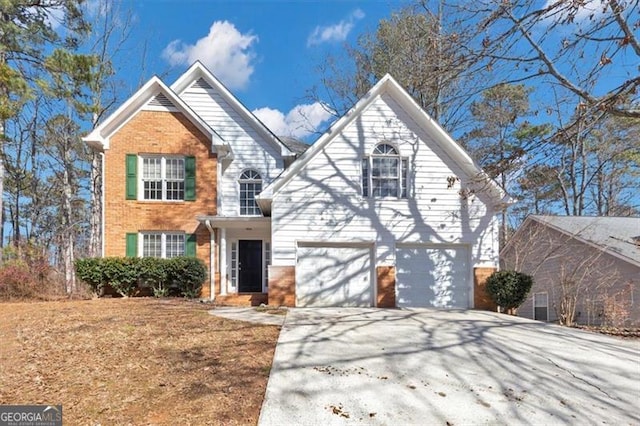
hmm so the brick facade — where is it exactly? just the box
[104,110,217,298]
[376,266,396,308]
[473,267,498,311]
[268,266,295,307]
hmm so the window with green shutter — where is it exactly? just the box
[125,154,137,200]
[125,233,138,257]
[185,156,196,201]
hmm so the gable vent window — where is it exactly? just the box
[239,169,262,216]
[192,78,213,90]
[362,143,408,198]
[148,93,175,108]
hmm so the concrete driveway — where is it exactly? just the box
[259,308,639,425]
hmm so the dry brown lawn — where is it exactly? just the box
[0,298,280,425]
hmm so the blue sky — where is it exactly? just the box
[98,0,404,140]
[81,0,637,143]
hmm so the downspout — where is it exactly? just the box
[101,152,106,257]
[204,219,216,301]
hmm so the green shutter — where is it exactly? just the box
[185,233,197,257]
[126,233,138,257]
[125,154,137,200]
[185,156,196,201]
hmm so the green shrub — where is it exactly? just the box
[486,270,533,313]
[74,256,207,299]
[75,258,106,296]
[137,257,169,297]
[101,257,140,297]
[165,256,207,298]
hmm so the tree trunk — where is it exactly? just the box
[62,144,75,293]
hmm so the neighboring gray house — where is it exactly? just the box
[502,215,640,326]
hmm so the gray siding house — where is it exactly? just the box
[502,215,640,326]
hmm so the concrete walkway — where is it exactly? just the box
[208,306,286,326]
[259,308,640,425]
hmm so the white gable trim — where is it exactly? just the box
[171,61,293,158]
[83,76,225,151]
[265,74,510,207]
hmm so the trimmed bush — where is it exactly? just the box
[75,256,207,299]
[75,258,106,296]
[137,257,168,297]
[165,256,207,298]
[101,257,140,297]
[485,270,533,314]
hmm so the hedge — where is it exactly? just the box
[75,256,207,298]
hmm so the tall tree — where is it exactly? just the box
[465,0,639,119]
[464,84,549,246]
[312,2,479,131]
[0,0,90,253]
[517,111,639,217]
[82,0,135,257]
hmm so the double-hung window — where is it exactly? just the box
[141,156,185,201]
[239,169,262,215]
[362,143,407,198]
[142,232,185,258]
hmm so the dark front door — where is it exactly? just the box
[238,240,263,292]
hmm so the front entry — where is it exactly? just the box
[238,240,263,292]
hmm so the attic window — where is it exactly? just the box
[148,93,174,108]
[362,143,408,198]
[192,78,213,90]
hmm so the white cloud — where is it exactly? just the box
[542,0,607,23]
[307,9,365,47]
[253,102,334,139]
[162,21,258,90]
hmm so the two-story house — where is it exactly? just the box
[84,62,509,308]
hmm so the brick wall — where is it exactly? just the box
[268,266,295,307]
[104,110,217,298]
[376,266,396,308]
[474,267,497,311]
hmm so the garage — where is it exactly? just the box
[296,244,373,307]
[396,245,470,308]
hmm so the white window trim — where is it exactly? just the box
[533,292,549,321]
[238,169,263,216]
[139,231,186,258]
[362,144,408,199]
[138,154,186,202]
[264,241,271,290]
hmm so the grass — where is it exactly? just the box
[0,298,280,425]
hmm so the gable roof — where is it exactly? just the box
[170,61,293,157]
[514,215,640,267]
[83,76,225,151]
[259,74,510,206]
[279,136,310,155]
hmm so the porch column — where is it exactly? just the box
[220,228,227,296]
[204,220,217,301]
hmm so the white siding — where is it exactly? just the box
[180,84,284,216]
[272,93,499,272]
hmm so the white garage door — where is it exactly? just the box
[296,244,373,307]
[396,246,469,308]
